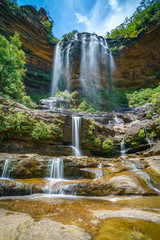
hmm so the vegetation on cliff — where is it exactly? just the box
[0,32,34,108]
[106,0,160,39]
[127,84,160,113]
[0,107,64,142]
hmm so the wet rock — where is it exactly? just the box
[0,179,32,196]
[144,141,160,157]
[92,208,160,223]
[0,209,91,240]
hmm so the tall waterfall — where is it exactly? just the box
[51,42,63,96]
[51,33,115,97]
[72,116,81,156]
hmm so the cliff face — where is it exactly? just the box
[0,0,54,93]
[0,0,159,95]
[111,20,160,90]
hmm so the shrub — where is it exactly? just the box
[139,129,146,138]
[146,112,152,119]
[0,108,63,140]
[93,137,101,147]
[102,138,114,152]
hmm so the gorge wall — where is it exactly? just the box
[0,0,54,93]
[0,0,159,94]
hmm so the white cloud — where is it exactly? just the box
[75,12,91,29]
[75,0,141,36]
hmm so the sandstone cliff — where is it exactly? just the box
[0,0,54,93]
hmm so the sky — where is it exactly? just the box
[17,0,142,38]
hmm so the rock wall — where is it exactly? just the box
[111,20,160,90]
[0,0,54,93]
[0,0,159,94]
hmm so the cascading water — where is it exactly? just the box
[47,157,64,194]
[144,127,152,148]
[49,157,64,179]
[51,42,63,96]
[120,138,126,158]
[72,116,81,156]
[1,159,10,179]
[51,33,115,97]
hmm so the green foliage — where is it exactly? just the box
[102,138,114,152]
[0,108,64,140]
[139,128,146,138]
[100,88,128,109]
[106,1,160,39]
[40,20,52,32]
[0,32,35,108]
[47,33,59,44]
[87,119,96,138]
[56,89,78,103]
[152,93,160,114]
[77,99,100,113]
[130,141,140,147]
[27,91,50,104]
[125,138,140,147]
[149,130,156,139]
[93,137,101,147]
[127,84,160,111]
[146,112,152,119]
[62,30,78,41]
[5,0,20,12]
[31,120,53,139]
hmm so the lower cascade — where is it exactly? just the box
[72,115,82,156]
[49,157,64,179]
[1,159,10,179]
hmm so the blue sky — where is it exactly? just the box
[17,0,141,38]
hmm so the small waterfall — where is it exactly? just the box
[51,42,63,96]
[124,161,160,194]
[1,159,10,179]
[144,127,152,148]
[49,157,64,179]
[114,114,120,124]
[120,138,126,158]
[72,116,81,156]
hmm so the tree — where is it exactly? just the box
[0,32,34,107]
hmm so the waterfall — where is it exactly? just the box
[144,127,152,148]
[120,138,126,158]
[65,42,71,91]
[1,159,10,179]
[49,157,64,179]
[72,116,81,156]
[51,32,115,97]
[51,42,63,96]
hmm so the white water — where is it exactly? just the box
[51,42,63,96]
[49,157,64,179]
[51,33,115,97]
[124,161,160,194]
[72,116,81,156]
[144,127,152,148]
[120,138,126,158]
[1,159,10,179]
[65,42,71,91]
[114,114,120,124]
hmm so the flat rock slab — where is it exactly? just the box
[92,208,160,223]
[0,208,91,240]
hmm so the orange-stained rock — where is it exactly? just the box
[0,0,54,93]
